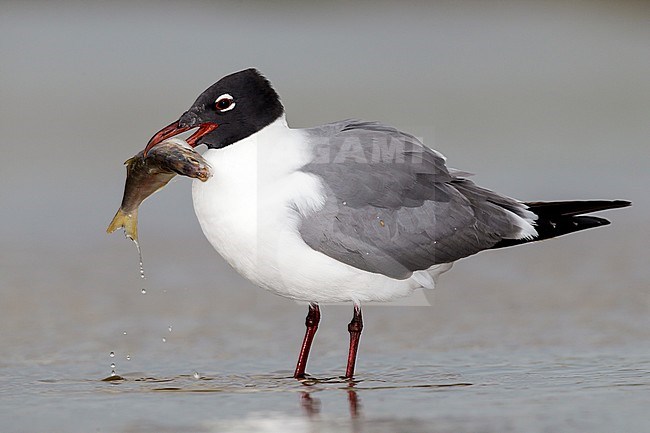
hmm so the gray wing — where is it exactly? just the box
[298,120,535,279]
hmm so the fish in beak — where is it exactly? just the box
[144,119,218,156]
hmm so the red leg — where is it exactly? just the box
[294,303,320,379]
[345,304,363,379]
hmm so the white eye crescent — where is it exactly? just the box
[215,93,236,112]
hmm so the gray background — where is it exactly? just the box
[1,1,648,432]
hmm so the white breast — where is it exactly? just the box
[191,117,436,303]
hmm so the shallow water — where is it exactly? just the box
[2,348,648,433]
[2,1,649,432]
[2,227,649,432]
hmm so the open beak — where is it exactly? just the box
[144,120,219,156]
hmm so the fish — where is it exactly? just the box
[107,138,212,241]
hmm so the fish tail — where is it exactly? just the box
[106,208,138,241]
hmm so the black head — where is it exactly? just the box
[144,68,284,154]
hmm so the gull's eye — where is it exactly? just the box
[215,93,235,112]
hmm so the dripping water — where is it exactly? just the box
[126,236,147,294]
[131,238,146,280]
[109,352,117,377]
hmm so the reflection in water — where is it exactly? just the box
[300,391,321,418]
[347,388,361,419]
[299,387,362,419]
[299,380,364,432]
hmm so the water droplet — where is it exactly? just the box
[110,363,115,369]
[162,337,167,343]
[109,351,115,358]
[110,370,116,377]
[168,325,173,333]
[123,331,127,335]
[192,371,200,380]
[130,238,147,279]
[126,354,131,361]
[342,201,347,206]
[141,288,147,295]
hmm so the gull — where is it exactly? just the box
[144,68,629,379]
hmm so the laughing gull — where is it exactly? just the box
[144,68,630,379]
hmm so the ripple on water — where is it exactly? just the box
[92,367,474,394]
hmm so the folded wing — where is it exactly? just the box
[298,120,536,279]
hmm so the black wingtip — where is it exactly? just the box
[524,199,632,218]
[491,199,628,250]
[597,200,632,210]
[573,215,611,228]
[611,200,632,208]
